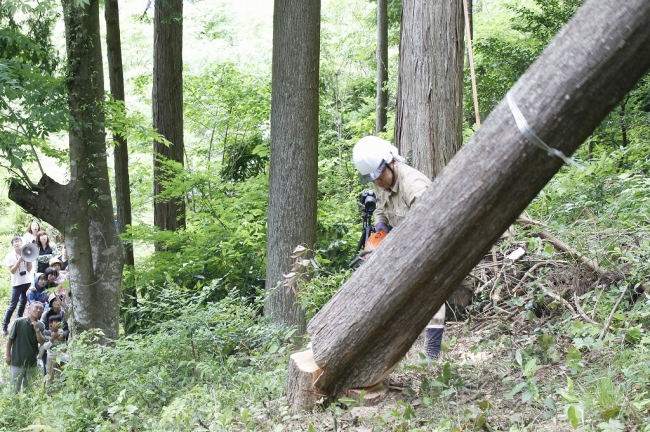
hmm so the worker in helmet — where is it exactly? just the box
[352,135,445,360]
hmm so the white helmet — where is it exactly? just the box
[352,136,400,182]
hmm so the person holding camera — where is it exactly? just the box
[3,236,34,336]
[352,136,446,360]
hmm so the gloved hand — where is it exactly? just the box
[375,222,389,233]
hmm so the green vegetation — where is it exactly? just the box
[0,0,648,430]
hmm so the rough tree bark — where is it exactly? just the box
[376,0,388,134]
[265,0,320,333]
[9,0,124,342]
[153,0,185,238]
[307,0,650,395]
[105,0,137,329]
[394,0,464,178]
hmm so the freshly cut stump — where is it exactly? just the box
[287,349,326,413]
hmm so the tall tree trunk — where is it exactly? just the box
[619,96,629,147]
[153,0,185,241]
[376,0,388,134]
[394,0,464,178]
[468,0,473,41]
[307,0,650,394]
[9,0,125,343]
[105,0,137,332]
[265,0,320,334]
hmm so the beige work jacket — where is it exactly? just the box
[373,162,431,227]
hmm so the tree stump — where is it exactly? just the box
[286,350,325,413]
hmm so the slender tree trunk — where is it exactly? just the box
[394,0,464,178]
[468,0,473,41]
[10,0,125,343]
[265,0,320,334]
[153,0,185,241]
[105,0,137,332]
[376,0,388,134]
[307,0,650,394]
[619,96,629,147]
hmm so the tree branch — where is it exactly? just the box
[8,175,70,232]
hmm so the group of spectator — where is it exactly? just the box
[3,220,70,392]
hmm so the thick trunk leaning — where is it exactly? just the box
[307,0,650,395]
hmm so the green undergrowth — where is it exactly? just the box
[0,287,300,431]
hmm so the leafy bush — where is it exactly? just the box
[0,288,296,431]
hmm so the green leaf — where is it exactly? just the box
[567,405,579,429]
[523,358,540,377]
[544,397,556,410]
[596,419,624,431]
[521,389,534,403]
[543,244,555,256]
[505,382,527,399]
[599,407,620,420]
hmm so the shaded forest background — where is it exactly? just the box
[0,0,648,430]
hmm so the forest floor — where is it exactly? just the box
[280,235,645,431]
[0,229,644,431]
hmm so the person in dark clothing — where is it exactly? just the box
[5,302,45,392]
[35,231,57,274]
[40,293,68,377]
[28,268,58,306]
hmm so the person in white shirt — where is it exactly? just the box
[2,237,34,335]
[21,221,40,246]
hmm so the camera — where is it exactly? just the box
[19,271,26,276]
[359,190,377,213]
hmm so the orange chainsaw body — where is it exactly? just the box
[363,230,387,257]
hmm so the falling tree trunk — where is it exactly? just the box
[105,0,137,332]
[265,0,320,333]
[153,0,185,241]
[394,0,464,178]
[306,0,650,395]
[9,0,124,342]
[376,0,388,134]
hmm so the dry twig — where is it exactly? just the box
[572,291,607,328]
[598,284,631,340]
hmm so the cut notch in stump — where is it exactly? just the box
[287,349,390,412]
[287,349,326,413]
[342,382,388,407]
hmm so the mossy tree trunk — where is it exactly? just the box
[9,0,124,342]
